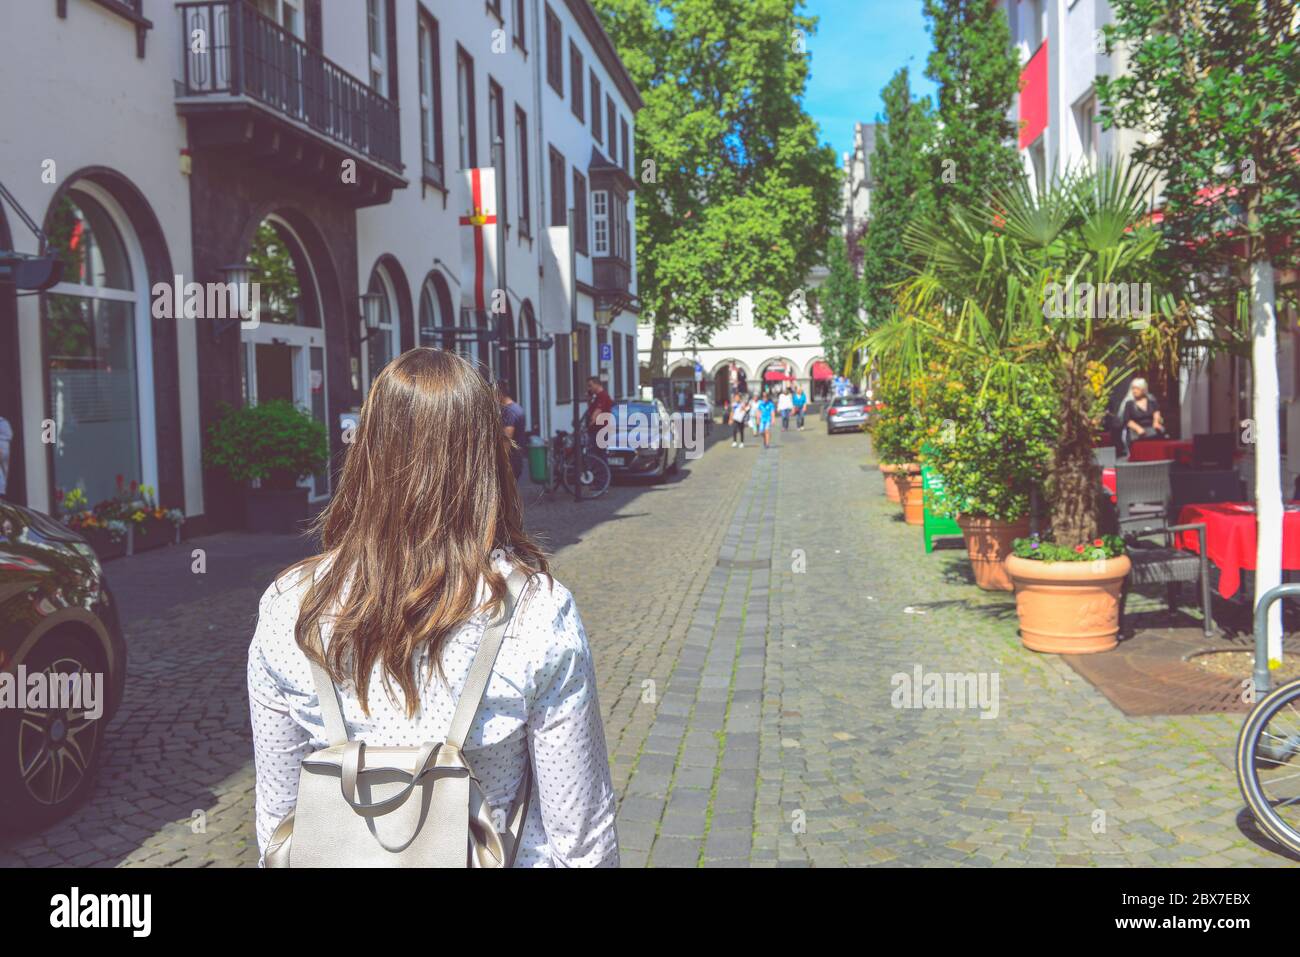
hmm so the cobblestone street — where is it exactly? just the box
[1,417,1292,867]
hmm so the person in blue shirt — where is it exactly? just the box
[791,386,807,431]
[755,392,775,449]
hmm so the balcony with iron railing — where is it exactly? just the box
[175,0,405,205]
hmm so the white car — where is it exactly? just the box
[692,394,713,435]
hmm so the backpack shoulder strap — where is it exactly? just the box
[446,566,531,750]
[306,626,350,747]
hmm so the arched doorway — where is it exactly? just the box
[42,183,157,506]
[361,260,400,395]
[519,300,541,434]
[710,358,751,405]
[239,214,330,499]
[495,303,516,391]
[418,269,455,350]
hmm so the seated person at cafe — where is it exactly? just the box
[1119,377,1165,455]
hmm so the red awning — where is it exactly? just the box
[811,360,833,380]
[763,369,794,381]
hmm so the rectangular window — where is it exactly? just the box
[1074,92,1097,164]
[625,333,637,396]
[545,5,563,94]
[417,11,443,187]
[608,191,629,260]
[577,323,592,381]
[573,171,588,255]
[569,41,584,120]
[457,46,477,169]
[590,71,602,143]
[488,79,507,226]
[548,146,566,227]
[555,331,571,403]
[513,0,526,50]
[367,0,387,92]
[606,96,617,163]
[591,189,608,255]
[515,106,531,238]
[612,331,623,397]
[620,117,630,174]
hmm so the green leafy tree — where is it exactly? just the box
[592,0,840,376]
[815,233,860,374]
[922,0,1022,215]
[1097,0,1300,650]
[246,220,301,324]
[859,68,935,330]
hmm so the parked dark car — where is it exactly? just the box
[604,399,687,480]
[0,501,126,832]
[825,395,872,434]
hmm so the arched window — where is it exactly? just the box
[44,185,155,506]
[362,263,398,393]
[418,272,453,349]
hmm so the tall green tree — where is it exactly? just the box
[815,233,860,374]
[593,0,840,376]
[923,0,1022,215]
[859,68,934,329]
[1097,0,1300,655]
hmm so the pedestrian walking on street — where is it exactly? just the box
[730,392,749,447]
[248,348,620,868]
[756,391,775,449]
[777,389,793,431]
[497,379,527,482]
[792,386,807,430]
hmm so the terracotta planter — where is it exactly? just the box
[889,464,923,525]
[1005,553,1132,654]
[956,514,1030,592]
[879,463,904,502]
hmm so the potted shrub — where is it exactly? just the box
[1005,536,1129,653]
[867,377,927,523]
[923,373,1056,590]
[898,162,1192,651]
[205,400,329,534]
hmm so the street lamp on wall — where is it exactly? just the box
[212,262,253,341]
[358,290,384,345]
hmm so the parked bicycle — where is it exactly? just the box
[1236,584,1300,854]
[537,429,610,499]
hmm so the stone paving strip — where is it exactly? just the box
[619,448,777,868]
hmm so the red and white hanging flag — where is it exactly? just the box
[457,167,499,312]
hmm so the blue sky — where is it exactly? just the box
[802,0,938,163]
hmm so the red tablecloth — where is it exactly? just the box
[1175,502,1300,599]
[1101,466,1116,503]
[1129,439,1193,464]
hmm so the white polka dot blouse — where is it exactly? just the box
[247,554,620,867]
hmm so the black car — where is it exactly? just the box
[0,501,126,832]
[604,399,687,480]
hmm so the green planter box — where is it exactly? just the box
[920,464,963,553]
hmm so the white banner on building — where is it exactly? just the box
[457,167,499,313]
[542,225,573,331]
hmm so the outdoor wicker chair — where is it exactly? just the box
[1113,459,1174,537]
[1120,523,1215,637]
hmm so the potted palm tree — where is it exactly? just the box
[205,400,330,534]
[895,162,1191,650]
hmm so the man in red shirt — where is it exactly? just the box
[583,376,614,460]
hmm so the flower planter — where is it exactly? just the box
[130,516,173,553]
[956,514,1030,592]
[879,463,905,503]
[1005,553,1131,654]
[79,527,128,563]
[243,486,311,535]
[889,464,923,525]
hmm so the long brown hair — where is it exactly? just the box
[285,348,548,716]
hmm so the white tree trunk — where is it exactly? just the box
[1250,256,1284,662]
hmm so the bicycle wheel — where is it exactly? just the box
[563,455,611,498]
[1237,677,1300,854]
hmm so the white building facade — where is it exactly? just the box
[0,0,641,526]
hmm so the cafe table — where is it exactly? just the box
[1128,438,1193,464]
[1175,501,1300,599]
